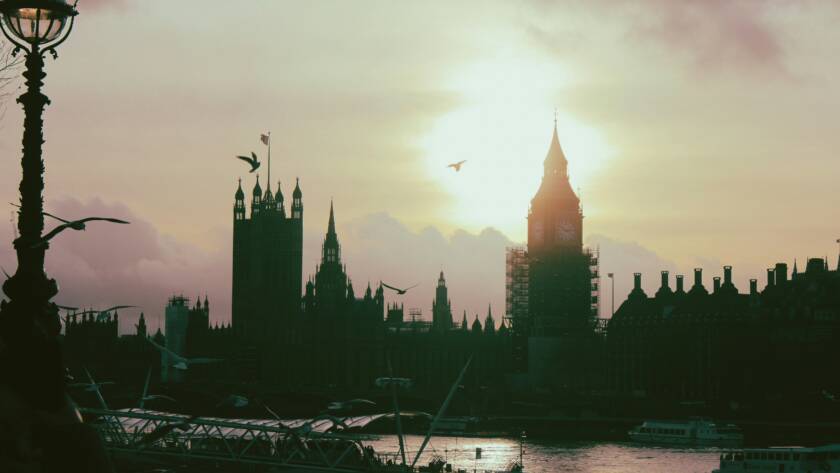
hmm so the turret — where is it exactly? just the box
[689,268,708,296]
[292,178,303,219]
[655,270,673,299]
[321,201,341,264]
[276,181,286,217]
[471,315,482,334]
[629,273,647,301]
[675,275,686,294]
[234,179,246,221]
[251,175,263,216]
[136,312,147,338]
[484,304,496,335]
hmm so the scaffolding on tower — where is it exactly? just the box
[505,246,529,372]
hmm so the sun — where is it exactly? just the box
[419,50,615,241]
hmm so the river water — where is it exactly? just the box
[365,435,721,473]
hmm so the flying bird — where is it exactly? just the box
[381,282,419,295]
[68,368,113,409]
[327,398,376,411]
[216,394,249,409]
[93,305,138,322]
[447,160,467,172]
[375,377,413,389]
[134,416,197,449]
[56,304,79,312]
[147,337,223,370]
[235,151,260,173]
[34,217,130,248]
[139,367,176,409]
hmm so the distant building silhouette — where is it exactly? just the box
[432,271,453,332]
[608,258,840,405]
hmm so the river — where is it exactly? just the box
[365,435,722,473]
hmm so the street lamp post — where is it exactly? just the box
[0,0,78,411]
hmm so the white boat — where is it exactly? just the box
[713,444,840,472]
[628,419,743,446]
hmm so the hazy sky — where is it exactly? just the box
[1,1,839,332]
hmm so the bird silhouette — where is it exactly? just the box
[93,305,137,322]
[147,337,223,370]
[375,377,413,389]
[68,368,113,409]
[134,416,197,450]
[381,282,419,295]
[447,160,467,172]
[34,217,129,248]
[1,266,9,279]
[139,367,176,409]
[327,398,376,411]
[235,151,260,173]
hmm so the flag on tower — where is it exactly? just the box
[260,133,270,145]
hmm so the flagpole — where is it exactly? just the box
[267,131,271,191]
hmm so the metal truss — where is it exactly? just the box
[80,408,397,472]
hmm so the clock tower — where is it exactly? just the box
[527,123,593,336]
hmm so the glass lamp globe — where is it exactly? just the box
[0,0,77,47]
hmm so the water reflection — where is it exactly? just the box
[365,435,721,473]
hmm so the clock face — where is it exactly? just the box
[556,220,576,241]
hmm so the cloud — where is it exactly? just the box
[313,212,514,326]
[0,197,228,335]
[526,0,792,73]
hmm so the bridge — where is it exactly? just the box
[80,407,411,472]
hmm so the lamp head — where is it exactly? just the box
[0,0,77,52]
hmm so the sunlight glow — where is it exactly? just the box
[419,49,615,241]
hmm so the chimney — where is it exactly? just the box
[634,272,642,290]
[750,279,758,295]
[724,266,732,285]
[676,275,685,293]
[766,268,775,287]
[713,277,721,293]
[775,263,788,284]
[693,268,703,287]
[661,271,669,289]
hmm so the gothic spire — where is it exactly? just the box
[328,199,336,235]
[235,178,244,200]
[544,121,568,179]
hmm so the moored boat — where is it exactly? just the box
[629,418,743,446]
[713,444,840,472]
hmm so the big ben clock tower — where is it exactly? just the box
[527,123,593,337]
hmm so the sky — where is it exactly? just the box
[1,0,839,333]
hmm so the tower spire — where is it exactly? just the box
[328,199,336,235]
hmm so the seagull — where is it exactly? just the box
[34,217,130,248]
[381,282,419,295]
[139,367,176,409]
[309,413,349,432]
[56,304,79,312]
[375,377,413,389]
[134,416,197,450]
[447,160,467,172]
[235,151,260,173]
[327,398,376,411]
[10,203,129,232]
[217,394,249,409]
[68,368,113,409]
[147,337,223,370]
[93,305,138,322]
